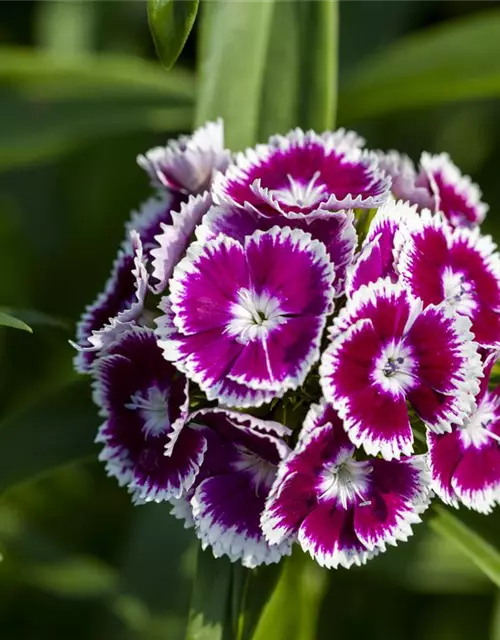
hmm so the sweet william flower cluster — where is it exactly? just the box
[73,121,500,569]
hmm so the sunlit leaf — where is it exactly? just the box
[339,8,500,122]
[148,0,199,69]
[251,551,327,640]
[0,311,32,333]
[0,381,99,492]
[429,507,500,588]
[195,0,274,149]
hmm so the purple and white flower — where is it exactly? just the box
[185,409,292,567]
[92,328,205,503]
[320,279,481,459]
[398,210,500,348]
[428,357,500,514]
[151,192,212,294]
[213,128,390,218]
[157,226,335,407]
[72,231,149,373]
[137,120,231,195]
[262,401,431,569]
[196,203,356,297]
[345,199,419,297]
[378,150,488,228]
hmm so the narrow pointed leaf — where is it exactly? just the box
[0,311,32,333]
[195,0,274,149]
[339,8,500,122]
[429,507,500,588]
[259,0,338,139]
[148,0,199,70]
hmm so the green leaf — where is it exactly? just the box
[0,381,99,492]
[195,0,275,149]
[0,311,32,333]
[339,8,500,123]
[0,47,195,169]
[259,0,338,138]
[186,548,233,640]
[0,307,69,331]
[429,506,500,588]
[148,0,199,70]
[251,551,327,640]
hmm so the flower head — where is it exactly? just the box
[378,150,488,228]
[320,279,481,459]
[262,401,431,569]
[184,409,292,567]
[428,356,500,513]
[92,328,203,503]
[213,128,390,218]
[398,210,500,347]
[157,226,335,407]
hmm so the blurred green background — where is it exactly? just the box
[0,1,500,638]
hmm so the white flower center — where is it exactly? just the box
[318,447,371,509]
[226,288,285,344]
[272,171,326,208]
[232,449,276,496]
[442,267,476,317]
[125,386,170,437]
[372,340,416,395]
[459,396,500,448]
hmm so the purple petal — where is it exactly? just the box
[213,128,390,217]
[160,227,334,404]
[346,199,419,297]
[198,204,356,296]
[93,328,200,502]
[353,456,430,550]
[73,231,148,373]
[398,211,500,348]
[126,192,186,255]
[420,152,488,228]
[192,473,292,567]
[406,306,481,432]
[137,119,231,194]
[298,503,377,569]
[376,150,435,210]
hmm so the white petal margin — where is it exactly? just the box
[189,409,292,568]
[355,455,432,553]
[137,119,231,194]
[71,230,148,370]
[151,192,212,294]
[268,127,366,153]
[297,526,379,571]
[191,485,293,568]
[420,152,488,225]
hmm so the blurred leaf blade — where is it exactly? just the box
[0,311,32,333]
[0,380,99,492]
[0,47,196,169]
[339,8,500,122]
[185,548,233,640]
[429,507,500,588]
[195,0,274,149]
[0,307,69,331]
[148,0,199,69]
